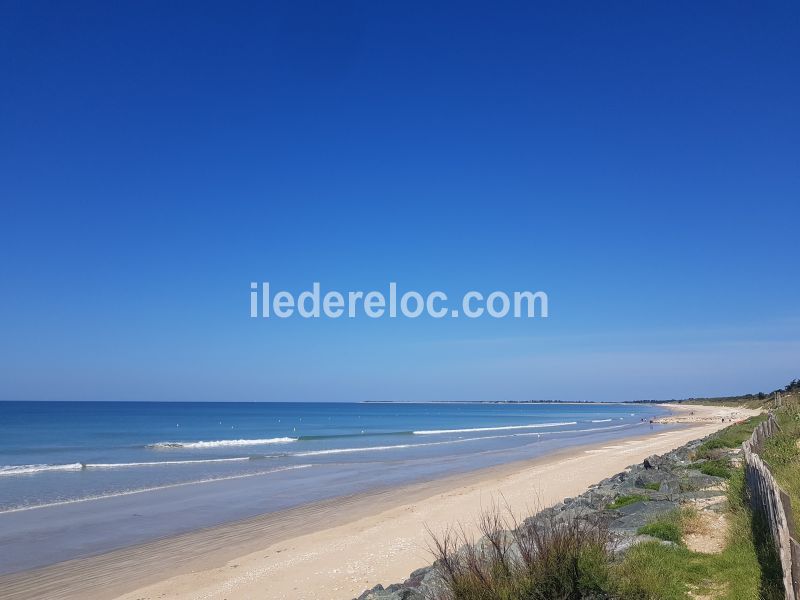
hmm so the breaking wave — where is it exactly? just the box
[147,437,297,449]
[0,465,314,513]
[0,457,262,476]
[0,463,84,476]
[413,421,577,435]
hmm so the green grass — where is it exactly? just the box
[615,469,783,600]
[614,542,705,599]
[637,511,682,544]
[698,458,733,479]
[643,482,661,491]
[760,401,800,536]
[433,402,797,600]
[695,415,769,459]
[669,386,800,411]
[606,494,648,510]
[635,506,697,544]
[616,400,795,598]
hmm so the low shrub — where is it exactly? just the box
[429,507,614,599]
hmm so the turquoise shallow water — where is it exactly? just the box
[0,401,668,573]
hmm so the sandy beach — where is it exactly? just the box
[0,404,757,600]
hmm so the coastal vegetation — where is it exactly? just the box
[426,465,781,599]
[418,383,800,600]
[696,459,733,479]
[426,464,779,600]
[429,508,614,599]
[615,468,782,599]
[694,415,769,457]
[358,381,800,600]
[665,379,800,410]
[759,395,800,532]
[635,509,683,543]
[611,394,797,599]
[606,494,648,510]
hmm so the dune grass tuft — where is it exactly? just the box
[697,458,733,479]
[637,510,682,544]
[606,494,648,510]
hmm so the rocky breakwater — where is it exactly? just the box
[356,436,733,600]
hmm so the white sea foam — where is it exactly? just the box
[148,437,297,449]
[0,457,257,476]
[0,422,643,482]
[86,457,252,468]
[413,421,577,435]
[294,434,518,456]
[591,419,612,423]
[295,440,456,456]
[295,422,637,456]
[0,464,314,514]
[0,463,84,476]
[548,423,633,434]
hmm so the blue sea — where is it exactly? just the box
[0,401,667,573]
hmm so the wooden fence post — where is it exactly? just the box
[791,539,800,598]
[742,414,798,600]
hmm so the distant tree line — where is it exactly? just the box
[633,377,799,405]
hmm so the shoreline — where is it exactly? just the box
[0,404,756,600]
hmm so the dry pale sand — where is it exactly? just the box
[0,404,759,600]
[651,403,754,425]
[109,403,756,600]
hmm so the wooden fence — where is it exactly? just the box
[742,414,800,599]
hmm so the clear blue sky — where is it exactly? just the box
[2,1,798,402]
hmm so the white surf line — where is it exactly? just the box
[413,421,577,435]
[148,437,297,449]
[87,457,252,469]
[0,457,259,477]
[0,464,314,515]
[0,463,83,476]
[295,423,642,457]
[0,423,643,479]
